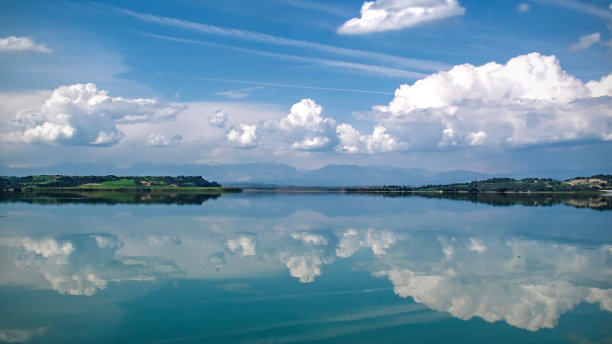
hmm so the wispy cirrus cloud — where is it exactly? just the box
[281,0,354,17]
[531,0,612,19]
[214,86,265,99]
[140,32,426,79]
[114,7,449,72]
[199,77,394,95]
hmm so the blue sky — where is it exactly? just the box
[0,0,611,174]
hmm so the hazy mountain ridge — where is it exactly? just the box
[1,163,610,187]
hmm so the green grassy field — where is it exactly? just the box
[37,185,240,193]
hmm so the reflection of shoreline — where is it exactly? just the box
[346,191,612,211]
[1,189,611,209]
[0,190,222,205]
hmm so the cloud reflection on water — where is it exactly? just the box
[0,234,181,296]
[0,194,610,332]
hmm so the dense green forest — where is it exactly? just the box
[0,175,222,190]
[346,175,612,193]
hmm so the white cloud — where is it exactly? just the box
[517,3,531,13]
[119,7,449,72]
[281,99,336,132]
[226,124,258,148]
[283,255,325,283]
[466,131,487,146]
[0,237,73,257]
[336,228,397,258]
[0,328,47,343]
[587,74,612,97]
[3,83,182,146]
[279,99,338,151]
[146,32,427,79]
[467,238,486,252]
[0,36,51,54]
[146,235,181,247]
[531,0,612,19]
[147,133,182,147]
[374,236,612,331]
[338,0,465,35]
[570,32,601,51]
[336,124,407,153]
[279,246,335,283]
[374,52,612,149]
[209,110,228,128]
[225,235,258,256]
[291,232,328,246]
[0,235,178,296]
[291,136,330,150]
[214,86,264,99]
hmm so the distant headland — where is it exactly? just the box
[0,175,240,192]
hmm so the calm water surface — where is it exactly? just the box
[0,192,610,343]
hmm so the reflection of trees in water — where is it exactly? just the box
[0,191,221,205]
[1,190,611,210]
[359,192,612,210]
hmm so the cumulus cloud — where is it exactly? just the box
[225,234,258,256]
[209,110,228,128]
[3,83,182,146]
[0,328,48,343]
[336,124,407,153]
[291,136,331,150]
[226,124,258,148]
[291,232,328,246]
[0,36,51,54]
[279,99,337,151]
[373,52,612,149]
[338,0,465,35]
[336,228,397,258]
[570,32,601,51]
[516,3,530,13]
[0,234,179,296]
[374,236,612,331]
[282,254,328,283]
[278,244,335,283]
[147,133,182,147]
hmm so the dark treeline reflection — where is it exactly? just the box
[355,192,612,210]
[0,190,221,205]
[1,190,611,210]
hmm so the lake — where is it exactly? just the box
[0,191,610,343]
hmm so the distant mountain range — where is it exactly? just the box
[1,162,610,187]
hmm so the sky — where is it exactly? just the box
[0,0,611,174]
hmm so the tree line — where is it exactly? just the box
[346,175,612,193]
[0,175,221,190]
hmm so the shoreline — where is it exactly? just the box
[0,187,609,195]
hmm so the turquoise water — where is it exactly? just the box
[0,192,610,343]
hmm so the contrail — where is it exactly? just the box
[115,7,450,72]
[196,76,395,95]
[140,31,425,79]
